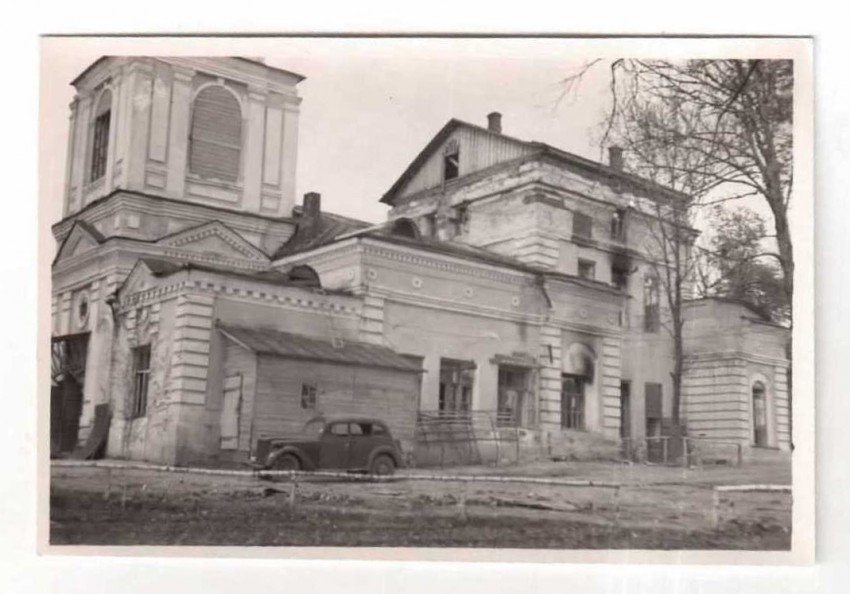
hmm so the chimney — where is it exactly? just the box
[608,146,624,170]
[301,192,321,230]
[487,112,502,134]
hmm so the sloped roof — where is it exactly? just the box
[219,324,421,373]
[380,118,690,205]
[132,257,314,287]
[272,211,372,259]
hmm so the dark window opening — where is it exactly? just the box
[300,384,317,410]
[131,345,151,419]
[578,259,596,280]
[498,367,530,427]
[390,218,420,239]
[620,381,632,439]
[610,208,627,241]
[438,359,475,416]
[90,110,111,182]
[443,151,459,181]
[612,266,629,291]
[643,274,661,332]
[752,382,768,446]
[561,374,585,430]
[572,211,593,239]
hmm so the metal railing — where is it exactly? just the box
[621,435,745,467]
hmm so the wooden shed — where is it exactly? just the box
[217,325,422,461]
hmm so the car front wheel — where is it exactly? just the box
[273,452,300,472]
[370,454,395,476]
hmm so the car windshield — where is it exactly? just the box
[300,418,326,438]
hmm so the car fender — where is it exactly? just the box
[368,445,402,469]
[266,445,314,470]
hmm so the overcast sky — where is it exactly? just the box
[41,38,616,226]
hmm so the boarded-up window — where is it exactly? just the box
[221,374,242,449]
[572,211,593,239]
[189,86,242,182]
[645,382,663,420]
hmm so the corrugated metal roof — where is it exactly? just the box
[219,324,421,373]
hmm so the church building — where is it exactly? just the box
[50,57,791,467]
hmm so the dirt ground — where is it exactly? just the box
[49,458,792,549]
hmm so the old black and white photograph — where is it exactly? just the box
[39,36,814,560]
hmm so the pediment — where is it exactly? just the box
[53,221,105,265]
[157,221,269,262]
[118,260,156,299]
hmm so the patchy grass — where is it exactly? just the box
[50,487,790,549]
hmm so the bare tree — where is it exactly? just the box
[599,59,794,312]
[563,59,793,426]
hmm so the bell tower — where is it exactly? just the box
[63,56,304,226]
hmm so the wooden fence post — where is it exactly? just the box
[457,482,468,522]
[288,475,298,510]
[711,488,721,529]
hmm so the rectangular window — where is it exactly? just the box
[578,259,596,280]
[561,374,585,430]
[572,211,593,239]
[131,345,151,418]
[443,151,459,181]
[497,367,530,427]
[612,266,629,291]
[643,274,661,332]
[300,383,317,410]
[438,359,475,416]
[610,208,627,241]
[90,110,111,182]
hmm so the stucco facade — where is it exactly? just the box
[50,57,791,468]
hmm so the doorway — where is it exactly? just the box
[561,374,585,430]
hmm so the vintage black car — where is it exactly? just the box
[258,416,404,475]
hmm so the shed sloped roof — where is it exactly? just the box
[219,325,421,373]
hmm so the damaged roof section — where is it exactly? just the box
[219,324,422,373]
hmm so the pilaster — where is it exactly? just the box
[168,293,214,405]
[165,66,194,198]
[600,336,622,438]
[538,325,562,429]
[242,87,267,213]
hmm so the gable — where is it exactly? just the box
[157,221,269,262]
[385,121,536,203]
[53,221,105,265]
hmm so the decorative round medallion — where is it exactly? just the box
[412,277,423,289]
[464,287,473,298]
[367,268,378,281]
[511,296,521,307]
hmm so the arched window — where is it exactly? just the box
[752,381,768,446]
[287,265,321,288]
[189,86,242,182]
[390,218,420,239]
[89,90,112,182]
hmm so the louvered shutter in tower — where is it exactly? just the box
[189,86,242,182]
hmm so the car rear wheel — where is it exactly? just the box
[273,453,300,472]
[370,454,395,476]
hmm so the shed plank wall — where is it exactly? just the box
[253,357,419,453]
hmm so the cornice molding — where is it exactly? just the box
[360,239,534,287]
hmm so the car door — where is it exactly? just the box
[319,421,350,469]
[347,422,374,470]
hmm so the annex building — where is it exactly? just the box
[50,57,791,467]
